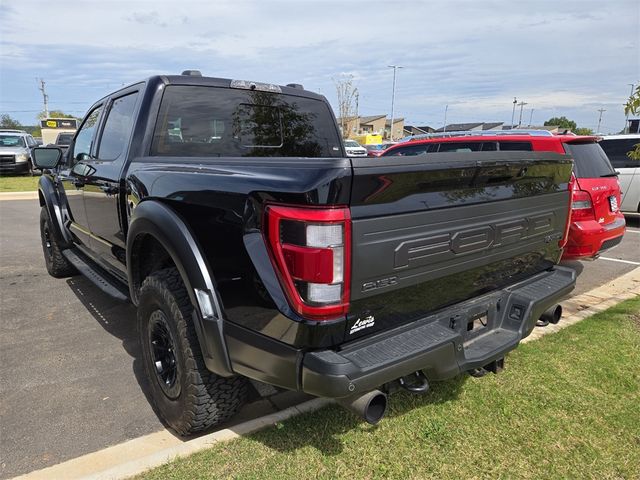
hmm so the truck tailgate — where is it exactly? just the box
[346,151,573,339]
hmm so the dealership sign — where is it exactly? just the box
[40,118,78,129]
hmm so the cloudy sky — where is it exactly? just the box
[1,0,638,133]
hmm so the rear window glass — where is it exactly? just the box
[564,142,616,178]
[499,141,533,151]
[598,138,640,169]
[56,133,74,146]
[151,85,342,158]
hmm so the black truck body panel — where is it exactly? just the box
[39,73,576,399]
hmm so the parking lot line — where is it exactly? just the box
[599,257,640,266]
[624,228,640,234]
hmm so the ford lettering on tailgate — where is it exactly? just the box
[394,212,555,270]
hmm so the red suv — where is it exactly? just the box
[383,131,626,260]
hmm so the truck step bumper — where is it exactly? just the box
[302,266,575,398]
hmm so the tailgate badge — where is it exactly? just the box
[350,315,375,335]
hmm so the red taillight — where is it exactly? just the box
[571,182,596,221]
[263,204,351,320]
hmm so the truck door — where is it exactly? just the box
[60,105,104,248]
[83,90,140,277]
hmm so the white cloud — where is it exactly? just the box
[1,0,638,131]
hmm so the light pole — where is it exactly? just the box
[388,65,403,141]
[597,108,606,134]
[624,83,635,133]
[443,104,448,132]
[511,97,517,129]
[528,108,534,127]
[517,101,528,127]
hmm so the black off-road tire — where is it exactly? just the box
[39,206,76,278]
[138,267,247,435]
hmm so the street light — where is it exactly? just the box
[388,65,403,141]
[511,97,517,129]
[517,100,528,127]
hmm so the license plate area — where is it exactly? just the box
[445,296,501,344]
[609,195,618,213]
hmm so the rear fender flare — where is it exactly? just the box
[126,200,234,377]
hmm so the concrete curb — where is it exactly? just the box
[0,191,39,201]
[13,267,640,480]
[13,398,332,480]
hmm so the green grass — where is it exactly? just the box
[0,175,39,192]
[140,298,640,480]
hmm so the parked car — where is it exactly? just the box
[365,142,396,157]
[343,139,367,157]
[33,72,575,435]
[598,134,640,216]
[0,129,38,174]
[382,131,626,260]
[50,132,75,153]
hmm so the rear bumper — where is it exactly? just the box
[225,267,576,398]
[301,266,575,398]
[563,216,626,259]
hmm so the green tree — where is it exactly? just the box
[37,110,77,120]
[544,116,577,131]
[0,114,22,129]
[574,127,594,135]
[624,85,640,160]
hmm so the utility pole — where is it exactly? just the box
[355,89,359,134]
[388,65,403,141]
[517,101,528,127]
[511,97,517,129]
[597,108,606,134]
[37,78,49,119]
[528,108,534,127]
[624,83,634,133]
[443,104,448,132]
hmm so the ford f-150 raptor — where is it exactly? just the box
[33,70,576,435]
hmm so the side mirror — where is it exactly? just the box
[32,147,62,169]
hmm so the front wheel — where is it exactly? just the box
[138,267,247,435]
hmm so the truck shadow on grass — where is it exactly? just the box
[246,377,468,456]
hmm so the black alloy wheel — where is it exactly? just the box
[148,309,181,399]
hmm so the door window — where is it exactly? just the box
[98,93,139,161]
[72,106,103,162]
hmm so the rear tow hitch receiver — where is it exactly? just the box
[468,358,505,378]
[398,371,430,394]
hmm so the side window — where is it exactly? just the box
[499,142,533,151]
[26,136,37,147]
[599,139,640,168]
[437,142,482,152]
[481,142,497,151]
[72,106,103,161]
[385,144,429,156]
[97,93,139,161]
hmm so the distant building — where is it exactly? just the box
[503,125,560,133]
[337,114,405,140]
[404,125,435,136]
[435,122,504,132]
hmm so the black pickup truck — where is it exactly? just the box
[33,71,576,435]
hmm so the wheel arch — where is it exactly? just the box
[38,175,72,246]
[127,199,234,377]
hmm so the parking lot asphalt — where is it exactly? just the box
[0,199,638,479]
